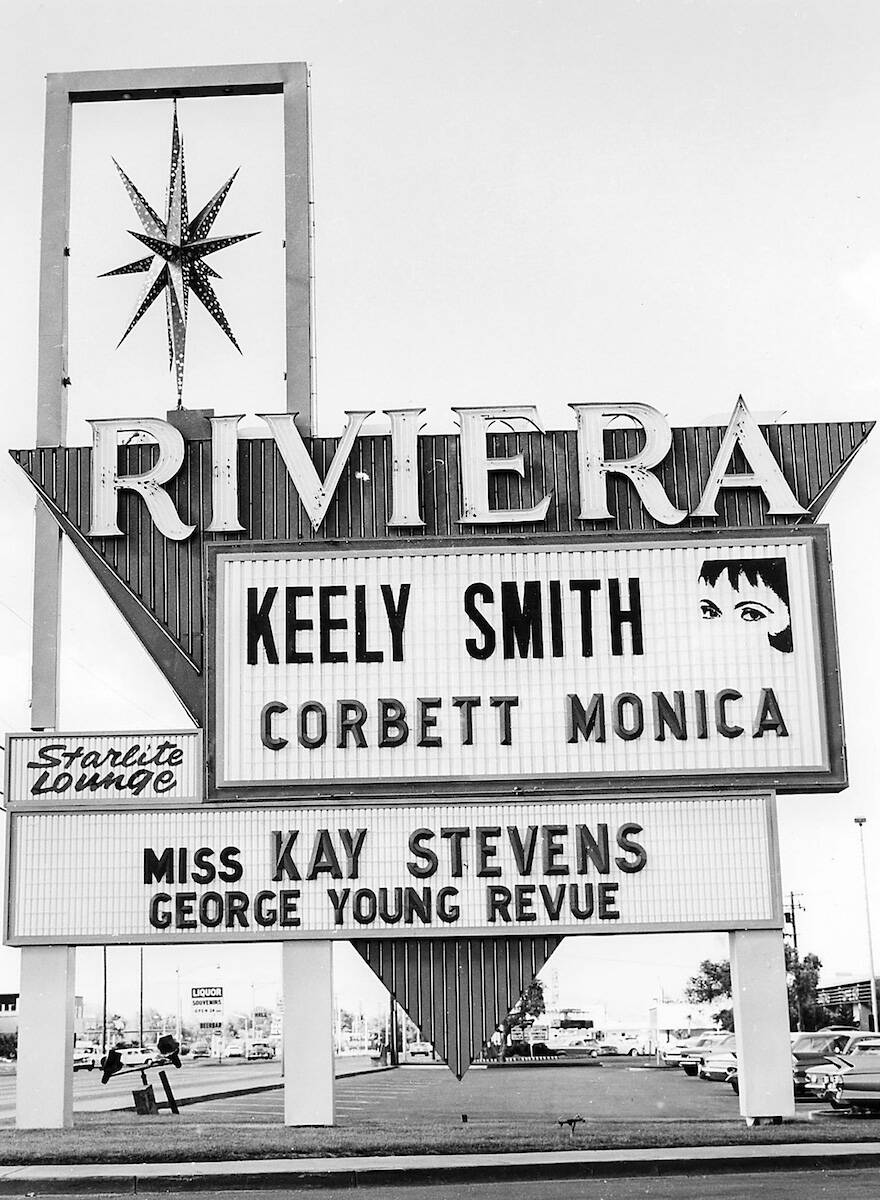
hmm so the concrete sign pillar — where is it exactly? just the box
[729,929,795,1121]
[16,945,75,1129]
[281,940,335,1125]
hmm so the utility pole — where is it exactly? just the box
[139,948,144,1046]
[785,890,806,1030]
[785,891,805,955]
[855,818,879,1032]
[389,992,399,1066]
[101,947,107,1054]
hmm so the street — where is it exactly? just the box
[35,1169,880,1199]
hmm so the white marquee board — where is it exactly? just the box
[4,794,780,944]
[209,530,841,798]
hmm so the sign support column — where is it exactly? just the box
[281,940,334,1125]
[16,946,75,1129]
[729,927,795,1121]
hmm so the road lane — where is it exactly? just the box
[35,1169,880,1200]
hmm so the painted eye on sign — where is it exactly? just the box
[207,528,841,799]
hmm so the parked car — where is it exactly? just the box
[223,1041,245,1058]
[190,1040,211,1058]
[661,1029,717,1067]
[805,1036,880,1102]
[408,1041,435,1060]
[680,1033,728,1077]
[791,1031,853,1096]
[698,1034,737,1081]
[606,1034,652,1056]
[504,1041,560,1058]
[828,1057,880,1112]
[100,1045,155,1069]
[247,1042,275,1060]
[73,1043,101,1071]
[554,1039,604,1059]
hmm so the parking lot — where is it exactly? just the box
[187,1059,755,1125]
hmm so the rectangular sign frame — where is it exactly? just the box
[4,730,203,810]
[205,526,845,801]
[3,792,784,945]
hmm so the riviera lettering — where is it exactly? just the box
[87,399,806,541]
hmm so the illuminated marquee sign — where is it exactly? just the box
[11,400,871,734]
[209,528,841,798]
[5,731,202,807]
[3,795,780,944]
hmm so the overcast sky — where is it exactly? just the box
[1,0,880,1030]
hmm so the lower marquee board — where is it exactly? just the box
[4,793,780,943]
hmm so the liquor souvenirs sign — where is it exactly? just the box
[209,529,840,797]
[3,795,779,944]
[191,985,223,1031]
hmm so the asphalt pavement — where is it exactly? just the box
[184,1059,749,1124]
[17,1170,877,1200]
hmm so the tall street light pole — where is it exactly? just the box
[855,818,879,1032]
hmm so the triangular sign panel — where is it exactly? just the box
[353,934,563,1079]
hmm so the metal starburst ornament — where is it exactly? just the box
[101,102,259,406]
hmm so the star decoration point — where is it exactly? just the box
[101,103,259,405]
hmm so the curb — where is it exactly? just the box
[94,1065,396,1108]
[479,1057,607,1068]
[3,1143,880,1195]
[128,1063,396,1113]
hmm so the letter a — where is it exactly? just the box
[693,397,807,518]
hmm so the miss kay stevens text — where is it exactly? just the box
[143,822,648,932]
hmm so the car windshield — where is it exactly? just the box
[791,1035,842,1053]
[709,1036,735,1050]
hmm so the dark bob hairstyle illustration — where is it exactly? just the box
[697,557,793,653]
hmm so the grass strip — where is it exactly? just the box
[2,1111,880,1165]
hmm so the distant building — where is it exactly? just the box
[0,993,85,1039]
[0,994,19,1036]
[817,978,877,1030]
[648,1001,721,1043]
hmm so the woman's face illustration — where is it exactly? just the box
[698,575,791,646]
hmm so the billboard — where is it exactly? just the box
[3,794,780,945]
[208,528,842,799]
